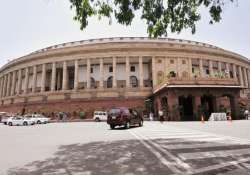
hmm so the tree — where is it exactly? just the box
[69,0,234,38]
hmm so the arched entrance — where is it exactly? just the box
[201,95,216,120]
[178,95,194,121]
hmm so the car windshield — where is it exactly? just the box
[109,109,120,115]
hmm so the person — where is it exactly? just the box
[149,112,154,121]
[244,109,249,120]
[159,110,164,123]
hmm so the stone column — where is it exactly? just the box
[188,58,193,78]
[0,77,3,98]
[199,59,203,77]
[112,57,117,88]
[139,56,144,88]
[3,75,7,97]
[218,62,222,74]
[6,73,11,97]
[24,67,29,94]
[125,57,130,88]
[99,58,104,89]
[41,64,46,92]
[247,69,250,88]
[17,69,22,95]
[32,65,37,93]
[62,61,68,90]
[232,64,237,80]
[177,58,180,78]
[193,96,201,120]
[239,66,244,86]
[152,57,157,87]
[225,63,230,78]
[86,58,91,89]
[51,62,56,91]
[11,71,16,96]
[243,67,248,87]
[74,60,79,90]
[209,60,214,77]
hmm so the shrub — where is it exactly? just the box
[79,111,86,119]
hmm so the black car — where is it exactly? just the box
[107,107,143,129]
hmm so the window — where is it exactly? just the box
[109,66,113,73]
[130,66,135,72]
[206,69,210,75]
[182,60,186,64]
[130,76,138,87]
[192,68,194,73]
[170,60,174,64]
[107,76,113,88]
[157,59,162,63]
[90,67,93,73]
[91,77,96,88]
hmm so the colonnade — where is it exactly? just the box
[0,57,249,99]
[0,57,145,98]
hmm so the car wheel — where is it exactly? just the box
[139,120,143,127]
[37,120,41,124]
[23,122,28,126]
[8,122,12,126]
[110,125,115,129]
[125,121,130,129]
[95,118,100,122]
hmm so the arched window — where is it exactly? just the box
[107,76,113,88]
[91,77,96,88]
[130,76,138,88]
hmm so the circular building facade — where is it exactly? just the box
[0,37,249,120]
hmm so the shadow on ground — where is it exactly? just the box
[7,137,250,175]
[7,139,171,175]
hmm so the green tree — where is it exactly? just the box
[69,0,234,37]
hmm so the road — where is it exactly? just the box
[1,121,250,174]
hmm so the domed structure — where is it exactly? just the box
[0,37,249,120]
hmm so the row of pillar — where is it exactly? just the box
[0,57,145,98]
[195,59,248,87]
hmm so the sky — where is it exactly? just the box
[0,0,249,67]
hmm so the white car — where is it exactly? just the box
[93,111,108,122]
[1,116,13,125]
[7,116,35,126]
[24,114,50,124]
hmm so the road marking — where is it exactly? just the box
[130,130,193,174]
[187,157,250,175]
[129,131,184,175]
[162,142,246,150]
[179,148,250,160]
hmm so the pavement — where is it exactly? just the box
[1,120,250,174]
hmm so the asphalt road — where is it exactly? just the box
[1,120,250,175]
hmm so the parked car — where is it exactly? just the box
[0,112,7,123]
[1,115,14,125]
[7,116,35,126]
[24,114,50,124]
[93,111,108,122]
[107,107,143,129]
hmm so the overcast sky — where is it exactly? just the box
[0,0,249,67]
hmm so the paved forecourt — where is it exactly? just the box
[1,121,250,174]
[130,121,250,174]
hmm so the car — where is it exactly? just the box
[24,114,50,124]
[1,114,16,125]
[7,116,35,126]
[107,107,143,129]
[93,111,108,122]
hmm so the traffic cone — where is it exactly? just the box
[201,115,205,123]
